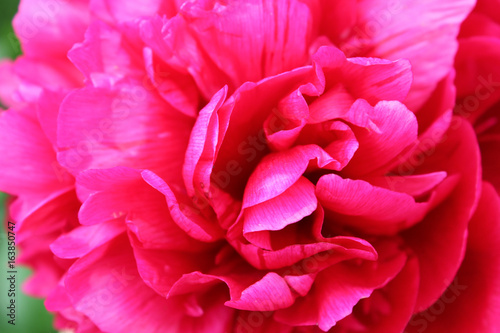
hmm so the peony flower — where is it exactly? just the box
[0,0,498,332]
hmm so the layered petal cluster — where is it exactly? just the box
[0,0,498,333]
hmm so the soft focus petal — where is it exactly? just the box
[57,82,193,186]
[402,117,481,311]
[336,0,476,110]
[0,107,73,196]
[406,182,500,333]
[13,0,90,59]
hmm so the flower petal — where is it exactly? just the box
[64,236,182,332]
[142,0,318,98]
[13,0,89,59]
[406,182,500,333]
[77,167,214,249]
[243,144,337,208]
[316,174,429,235]
[402,117,481,311]
[275,251,407,331]
[339,0,476,110]
[0,108,73,196]
[50,220,126,259]
[57,81,194,186]
[243,177,317,235]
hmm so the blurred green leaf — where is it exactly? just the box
[0,0,21,59]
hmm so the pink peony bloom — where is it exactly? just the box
[0,0,498,332]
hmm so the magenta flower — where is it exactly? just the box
[0,0,498,332]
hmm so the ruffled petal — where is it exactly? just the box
[141,0,318,98]
[274,251,407,331]
[77,167,215,249]
[336,0,476,110]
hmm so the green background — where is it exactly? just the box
[0,0,58,332]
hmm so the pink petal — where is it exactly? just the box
[243,177,317,235]
[142,0,318,98]
[13,0,90,59]
[140,14,229,99]
[243,144,337,208]
[316,174,429,234]
[310,47,413,118]
[340,0,476,110]
[228,220,377,270]
[0,61,22,108]
[143,47,199,117]
[405,182,500,333]
[77,167,215,249]
[318,0,357,48]
[20,250,68,297]
[13,55,83,91]
[128,233,217,298]
[480,136,500,195]
[209,184,242,230]
[334,255,420,333]
[168,252,297,313]
[307,84,355,125]
[264,89,309,151]
[11,188,78,242]
[46,281,70,310]
[362,256,420,332]
[392,109,452,177]
[53,308,100,333]
[182,87,228,197]
[342,57,413,104]
[89,0,172,23]
[50,220,126,259]
[365,172,448,197]
[341,99,419,176]
[64,235,183,332]
[167,252,265,304]
[68,20,143,85]
[37,90,66,147]
[416,70,456,134]
[142,169,225,242]
[459,0,500,38]
[402,117,481,311]
[455,37,500,121]
[225,272,296,311]
[297,120,361,171]
[64,235,234,332]
[213,66,325,198]
[0,107,73,196]
[183,65,323,200]
[245,206,324,251]
[57,81,194,186]
[274,251,407,331]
